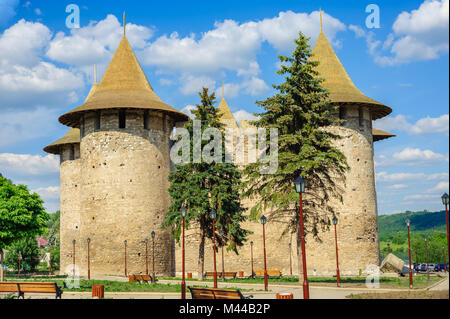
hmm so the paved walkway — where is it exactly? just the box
[428,274,449,291]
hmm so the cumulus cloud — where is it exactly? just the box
[350,0,449,66]
[32,186,60,199]
[179,74,216,95]
[373,114,449,135]
[388,184,408,189]
[0,153,59,176]
[376,171,448,182]
[233,110,258,125]
[427,181,449,193]
[392,148,448,162]
[180,105,196,119]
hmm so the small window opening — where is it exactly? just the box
[119,110,126,129]
[339,106,346,120]
[70,145,75,161]
[94,111,101,131]
[358,106,364,127]
[144,110,149,130]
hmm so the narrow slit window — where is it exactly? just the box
[144,110,149,130]
[94,111,101,131]
[80,115,85,137]
[70,145,75,161]
[339,106,345,120]
[358,106,364,127]
[119,110,126,129]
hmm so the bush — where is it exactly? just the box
[6,237,40,272]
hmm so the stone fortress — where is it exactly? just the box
[44,14,395,277]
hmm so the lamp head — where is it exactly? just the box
[181,206,187,218]
[210,209,217,220]
[332,216,338,225]
[406,218,410,227]
[294,176,306,194]
[260,215,267,225]
[250,241,253,246]
[87,238,91,243]
[442,193,449,205]
[151,231,155,239]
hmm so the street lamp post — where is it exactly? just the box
[220,229,225,282]
[261,215,268,291]
[442,193,449,258]
[294,176,310,299]
[210,209,218,288]
[124,240,127,277]
[181,206,187,299]
[49,252,52,275]
[87,238,91,280]
[144,238,149,276]
[443,245,447,273]
[72,240,76,277]
[425,237,430,281]
[406,219,413,289]
[289,243,292,276]
[250,241,254,278]
[333,216,341,288]
[18,251,22,276]
[151,231,156,283]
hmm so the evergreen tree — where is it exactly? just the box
[163,88,249,279]
[242,32,348,278]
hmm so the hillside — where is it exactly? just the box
[378,210,447,263]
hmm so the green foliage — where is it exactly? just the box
[163,88,250,253]
[41,211,60,270]
[0,174,49,249]
[379,210,447,263]
[5,236,40,272]
[242,32,348,237]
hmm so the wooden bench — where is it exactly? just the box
[0,282,63,299]
[189,287,252,299]
[253,270,282,278]
[129,274,153,283]
[204,271,237,279]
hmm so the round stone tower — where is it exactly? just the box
[58,27,188,276]
[44,128,81,274]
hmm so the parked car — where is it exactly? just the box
[434,264,448,272]
[428,264,436,271]
[420,263,427,271]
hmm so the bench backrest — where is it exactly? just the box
[135,275,143,281]
[142,275,152,281]
[254,270,281,276]
[204,272,215,277]
[0,283,19,292]
[17,282,57,293]
[189,287,243,299]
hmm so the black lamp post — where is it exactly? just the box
[425,237,430,281]
[151,231,156,283]
[250,241,254,278]
[220,229,225,282]
[294,176,309,299]
[406,219,413,289]
[261,215,268,291]
[387,243,391,254]
[181,206,187,299]
[289,242,292,276]
[442,193,449,258]
[210,209,218,288]
[87,238,91,280]
[333,216,341,287]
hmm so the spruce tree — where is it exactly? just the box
[163,88,249,280]
[242,32,348,278]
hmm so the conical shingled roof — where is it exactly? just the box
[311,32,392,120]
[218,97,238,128]
[43,128,80,154]
[59,36,188,127]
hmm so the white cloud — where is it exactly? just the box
[388,184,408,189]
[141,10,346,74]
[180,105,196,119]
[392,148,448,162]
[179,74,216,95]
[34,8,41,16]
[0,153,59,176]
[427,181,449,193]
[376,171,449,182]
[214,78,269,99]
[233,110,258,125]
[404,194,439,200]
[352,0,449,65]
[32,186,60,199]
[373,114,449,135]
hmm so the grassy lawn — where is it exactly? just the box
[347,290,449,299]
[1,275,258,293]
[160,274,443,289]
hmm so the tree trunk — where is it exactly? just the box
[197,231,205,280]
[0,249,4,282]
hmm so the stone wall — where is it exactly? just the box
[59,143,81,275]
[60,109,175,276]
[173,105,379,277]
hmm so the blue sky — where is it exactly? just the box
[0,0,448,214]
